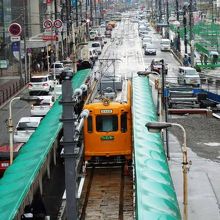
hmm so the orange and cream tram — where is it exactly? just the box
[83,74,132,162]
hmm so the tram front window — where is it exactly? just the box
[96,115,118,132]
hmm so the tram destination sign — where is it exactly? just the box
[101,136,114,141]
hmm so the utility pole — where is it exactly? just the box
[183,5,188,54]
[166,0,169,39]
[60,73,77,220]
[90,0,93,26]
[176,0,179,21]
[23,0,28,83]
[158,0,162,22]
[94,0,97,26]
[189,0,194,67]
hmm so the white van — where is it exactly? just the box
[177,66,200,87]
[90,41,102,55]
[160,39,171,51]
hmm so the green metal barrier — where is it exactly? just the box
[0,69,91,220]
[132,75,181,220]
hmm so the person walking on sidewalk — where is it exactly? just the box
[183,54,189,66]
[204,54,208,65]
[200,54,204,65]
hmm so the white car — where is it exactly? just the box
[14,117,42,143]
[30,96,54,116]
[177,66,200,86]
[142,37,152,48]
[28,75,55,95]
[143,36,152,43]
[90,41,102,55]
[144,44,157,55]
[50,62,64,78]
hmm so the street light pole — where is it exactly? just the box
[145,122,189,220]
[8,96,40,165]
[8,97,21,165]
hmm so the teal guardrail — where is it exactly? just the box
[132,75,181,220]
[0,69,91,220]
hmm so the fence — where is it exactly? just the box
[0,80,24,106]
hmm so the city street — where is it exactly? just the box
[1,6,220,219]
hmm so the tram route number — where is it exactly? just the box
[101,136,114,141]
[100,109,112,114]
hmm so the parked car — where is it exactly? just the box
[28,74,55,95]
[31,96,54,116]
[177,66,200,86]
[0,143,23,175]
[14,117,42,143]
[150,59,168,74]
[50,62,64,78]
[144,44,157,55]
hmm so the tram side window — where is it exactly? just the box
[87,116,93,133]
[121,112,127,133]
[96,115,118,132]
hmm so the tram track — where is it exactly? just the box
[79,165,133,220]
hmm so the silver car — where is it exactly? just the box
[14,117,42,143]
[177,67,200,87]
[30,96,54,116]
[50,62,64,77]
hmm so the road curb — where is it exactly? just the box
[171,49,183,65]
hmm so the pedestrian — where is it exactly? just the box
[21,205,33,219]
[40,61,44,72]
[188,54,191,65]
[204,54,208,65]
[183,54,189,66]
[200,54,204,65]
[213,54,218,65]
[31,193,47,220]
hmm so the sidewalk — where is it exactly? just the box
[169,133,220,220]
[0,64,24,106]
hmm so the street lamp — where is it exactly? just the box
[8,96,40,164]
[145,121,189,220]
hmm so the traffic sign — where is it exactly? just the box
[8,23,22,36]
[43,19,53,29]
[42,35,57,41]
[10,36,21,42]
[54,19,63,28]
